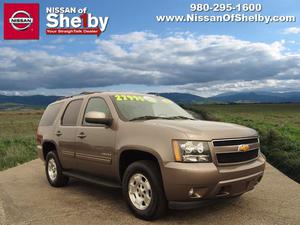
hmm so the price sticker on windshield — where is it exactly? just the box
[115,95,145,101]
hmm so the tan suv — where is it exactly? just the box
[37,92,265,220]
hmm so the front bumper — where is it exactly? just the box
[162,155,265,206]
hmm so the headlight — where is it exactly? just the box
[172,140,212,163]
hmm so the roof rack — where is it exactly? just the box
[148,92,160,96]
[79,91,100,95]
[58,91,101,100]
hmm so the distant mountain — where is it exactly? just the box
[151,91,300,103]
[209,91,300,103]
[0,95,61,106]
[0,91,299,108]
[0,92,204,106]
[149,92,205,103]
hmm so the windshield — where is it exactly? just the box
[111,94,194,121]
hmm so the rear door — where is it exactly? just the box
[75,97,116,177]
[56,99,84,169]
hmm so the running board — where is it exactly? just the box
[62,171,121,189]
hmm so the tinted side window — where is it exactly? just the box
[40,102,63,126]
[62,99,83,126]
[83,98,111,125]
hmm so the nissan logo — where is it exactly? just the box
[9,10,33,31]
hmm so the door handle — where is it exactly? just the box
[77,132,87,139]
[56,131,62,137]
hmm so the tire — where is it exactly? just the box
[45,151,69,187]
[122,160,167,220]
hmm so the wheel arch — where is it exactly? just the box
[117,147,164,182]
[42,140,58,160]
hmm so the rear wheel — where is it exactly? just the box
[45,151,69,187]
[122,160,167,220]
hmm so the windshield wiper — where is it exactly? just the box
[165,116,195,120]
[129,115,195,121]
[129,116,166,121]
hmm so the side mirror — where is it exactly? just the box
[84,111,113,126]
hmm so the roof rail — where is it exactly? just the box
[148,92,160,96]
[58,91,101,100]
[79,91,103,95]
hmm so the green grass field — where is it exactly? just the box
[0,110,42,171]
[184,104,300,183]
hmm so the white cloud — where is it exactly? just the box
[41,45,58,50]
[177,79,300,97]
[50,37,75,44]
[0,32,299,95]
[283,27,300,34]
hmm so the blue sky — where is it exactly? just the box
[0,0,300,96]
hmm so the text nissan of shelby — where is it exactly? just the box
[46,7,109,36]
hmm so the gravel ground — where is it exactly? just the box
[0,160,299,225]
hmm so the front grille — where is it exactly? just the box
[216,149,259,164]
[213,138,258,147]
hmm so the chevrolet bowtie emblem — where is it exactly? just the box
[238,144,250,152]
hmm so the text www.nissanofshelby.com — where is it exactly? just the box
[156,14,296,24]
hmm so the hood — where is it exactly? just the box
[144,119,258,140]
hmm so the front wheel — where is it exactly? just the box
[122,160,167,220]
[45,151,69,187]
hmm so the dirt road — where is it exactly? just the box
[0,160,299,225]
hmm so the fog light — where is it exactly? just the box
[188,187,202,199]
[189,188,194,196]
